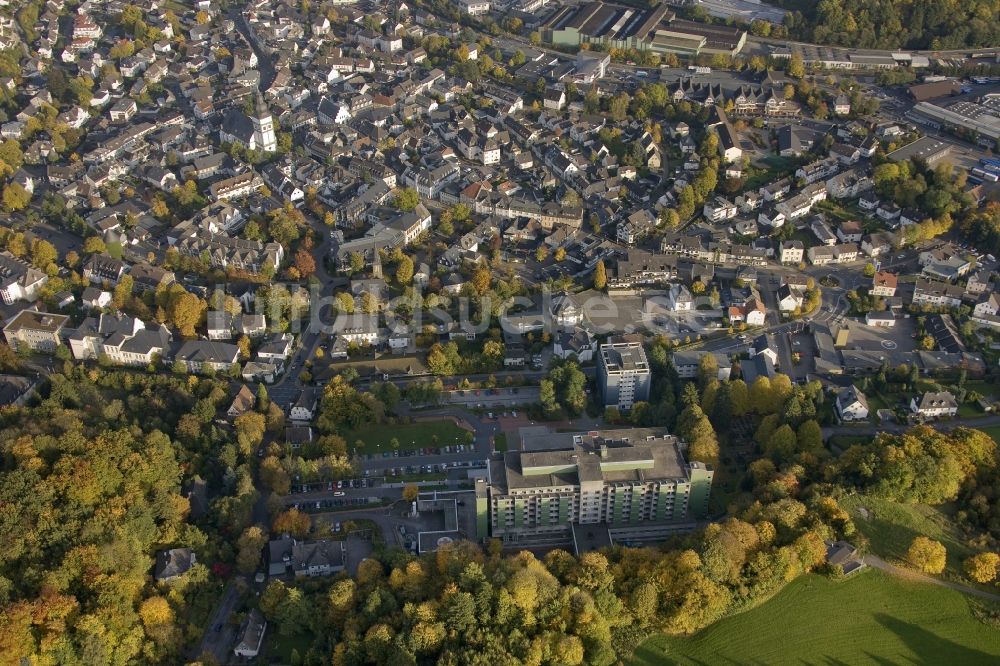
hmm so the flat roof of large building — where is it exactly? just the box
[667,18,743,49]
[491,428,690,492]
[4,309,69,333]
[908,80,961,102]
[887,137,951,163]
[911,100,1000,141]
[600,340,649,373]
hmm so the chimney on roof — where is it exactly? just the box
[600,444,608,459]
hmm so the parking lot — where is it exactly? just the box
[843,316,919,353]
[693,0,787,23]
[443,386,539,407]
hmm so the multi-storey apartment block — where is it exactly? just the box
[481,429,714,543]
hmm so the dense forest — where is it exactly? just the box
[260,496,843,665]
[775,0,1000,50]
[0,366,258,665]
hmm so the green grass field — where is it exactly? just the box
[630,570,1000,665]
[964,380,1000,401]
[827,434,873,454]
[342,420,469,453]
[493,432,508,452]
[957,402,984,418]
[265,633,313,662]
[840,494,975,577]
[977,425,1000,445]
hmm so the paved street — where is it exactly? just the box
[194,581,242,663]
[824,413,1000,439]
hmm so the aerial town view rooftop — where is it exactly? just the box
[0,0,998,663]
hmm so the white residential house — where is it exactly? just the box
[836,220,863,243]
[865,312,896,327]
[870,271,898,297]
[778,240,804,264]
[668,283,693,311]
[333,313,379,345]
[859,193,879,211]
[289,388,319,422]
[836,386,869,421]
[862,232,894,257]
[206,311,234,340]
[833,94,851,116]
[0,251,48,304]
[703,196,737,222]
[256,333,294,362]
[743,298,766,326]
[757,209,785,229]
[973,292,1000,319]
[455,0,490,15]
[750,333,779,367]
[81,287,112,310]
[233,610,266,659]
[553,328,597,362]
[910,391,958,418]
[776,284,803,312]
[173,341,240,373]
[672,350,732,380]
[912,278,964,308]
[543,87,566,110]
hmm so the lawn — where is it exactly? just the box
[342,420,470,454]
[827,434,873,453]
[963,380,1000,399]
[865,391,891,413]
[957,402,984,419]
[978,425,1000,445]
[266,633,314,663]
[815,198,864,224]
[840,494,975,577]
[493,432,508,452]
[629,570,1000,666]
[742,155,803,191]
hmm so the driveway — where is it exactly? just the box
[864,554,1000,603]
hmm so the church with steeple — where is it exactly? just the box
[220,92,277,154]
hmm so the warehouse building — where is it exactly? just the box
[909,97,1000,149]
[544,2,745,56]
[886,137,953,167]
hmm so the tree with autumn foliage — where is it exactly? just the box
[471,266,491,295]
[593,259,607,290]
[293,247,316,279]
[273,508,312,539]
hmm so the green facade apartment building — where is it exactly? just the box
[480,428,713,543]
